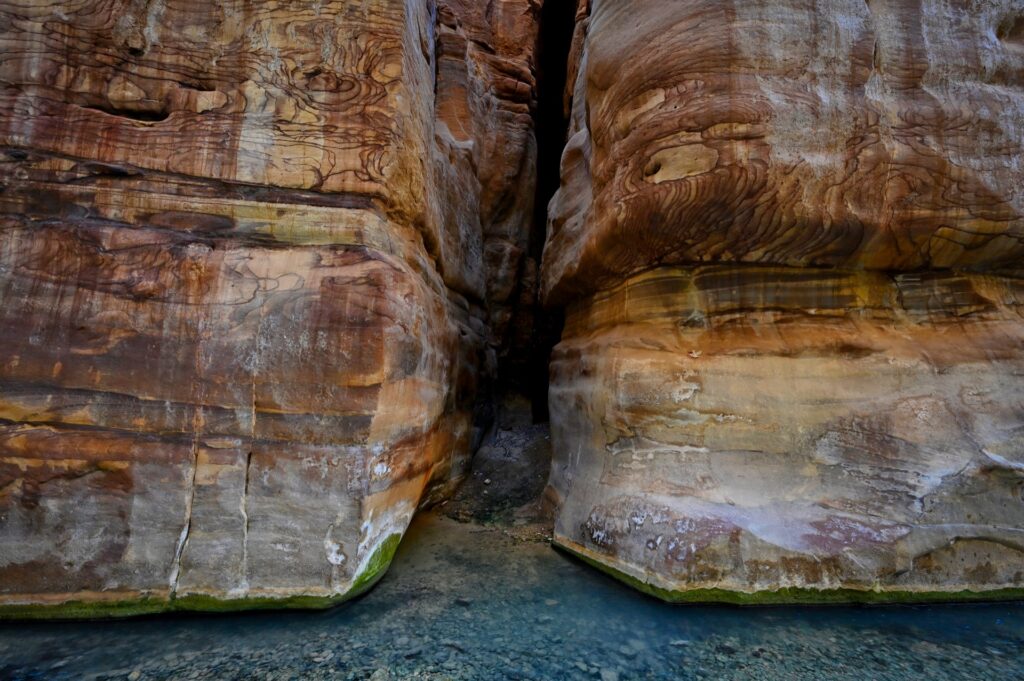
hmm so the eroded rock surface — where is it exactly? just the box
[545,0,1024,305]
[545,0,1024,601]
[0,0,542,615]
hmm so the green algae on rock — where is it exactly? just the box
[4,512,1024,680]
[0,533,405,621]
[555,539,1024,606]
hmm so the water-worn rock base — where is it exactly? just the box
[549,266,1024,602]
[1,512,1023,680]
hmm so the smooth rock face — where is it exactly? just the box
[545,0,1024,600]
[0,0,541,613]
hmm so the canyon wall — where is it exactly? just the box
[0,0,541,616]
[545,0,1024,601]
[2,0,1023,616]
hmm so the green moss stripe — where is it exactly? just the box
[0,597,171,621]
[554,541,1024,606]
[346,532,403,598]
[0,533,405,621]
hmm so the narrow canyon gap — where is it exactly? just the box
[0,0,1023,618]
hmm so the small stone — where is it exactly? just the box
[483,479,491,485]
[544,599,559,606]
[128,671,142,681]
[449,640,470,654]
[600,670,620,681]
[670,639,691,647]
[455,597,473,607]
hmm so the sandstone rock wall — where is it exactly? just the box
[545,0,1024,305]
[3,0,1022,614]
[0,0,541,615]
[545,0,1024,601]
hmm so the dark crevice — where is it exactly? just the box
[460,0,575,524]
[998,14,1024,49]
[527,0,575,423]
[81,104,170,122]
[531,0,576,265]
[495,0,575,424]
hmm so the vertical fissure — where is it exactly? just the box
[495,0,575,423]
[444,0,577,526]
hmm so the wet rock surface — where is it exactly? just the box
[0,512,1022,680]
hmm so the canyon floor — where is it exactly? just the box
[1,417,1023,681]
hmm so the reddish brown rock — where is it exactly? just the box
[545,0,1024,303]
[0,0,542,614]
[544,0,1024,601]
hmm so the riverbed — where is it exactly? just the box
[1,511,1022,680]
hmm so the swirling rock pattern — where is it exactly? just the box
[0,0,542,614]
[544,0,1024,304]
[545,0,1024,601]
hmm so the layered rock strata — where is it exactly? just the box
[0,0,541,615]
[545,0,1024,601]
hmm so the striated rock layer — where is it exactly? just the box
[545,0,1024,601]
[0,0,542,615]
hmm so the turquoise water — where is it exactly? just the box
[2,512,1022,680]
